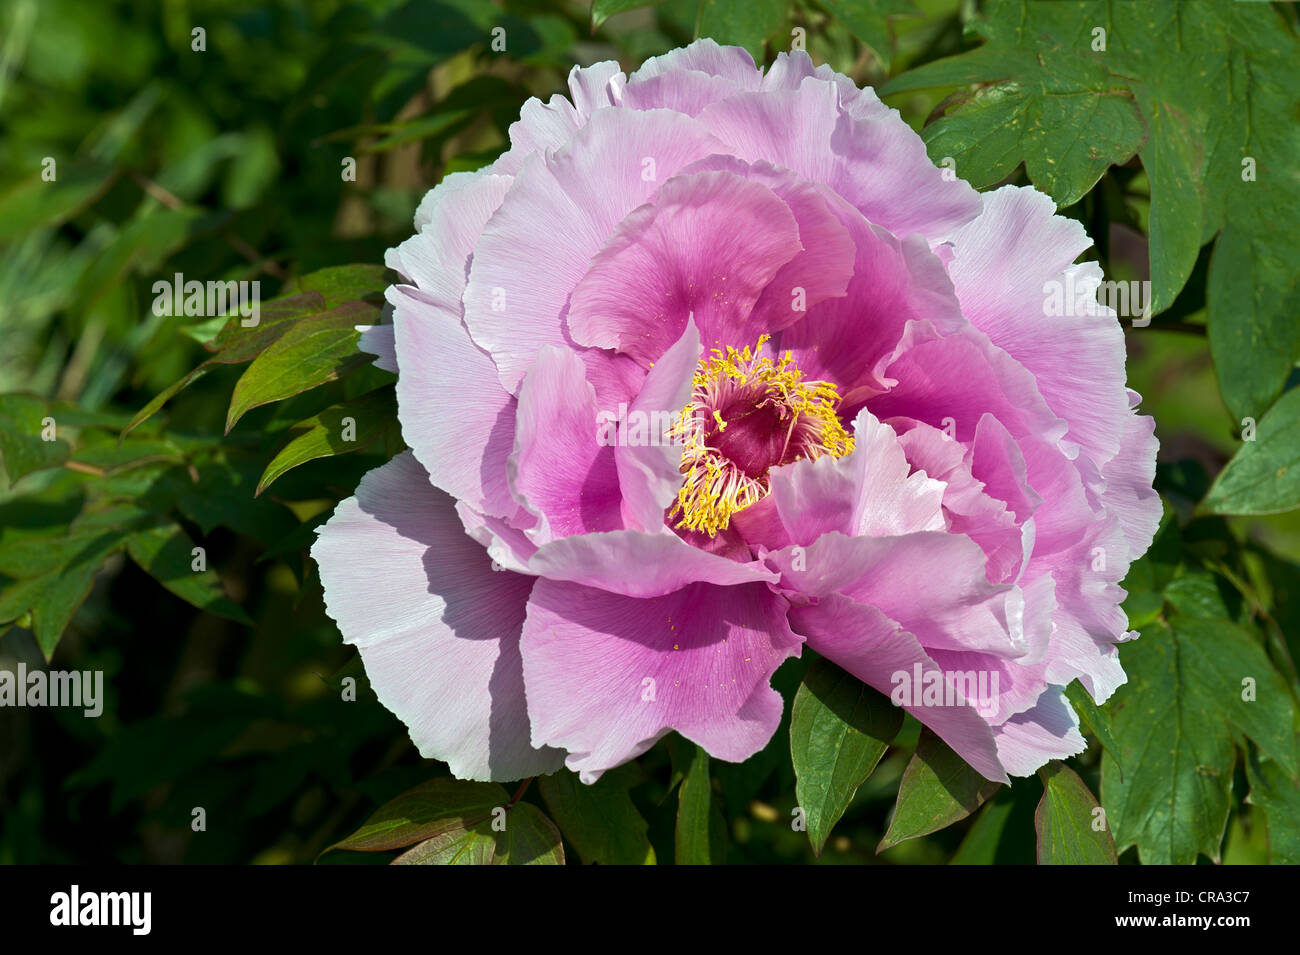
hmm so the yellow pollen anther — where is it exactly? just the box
[668,334,854,537]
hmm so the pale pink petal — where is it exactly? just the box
[387,172,514,312]
[528,530,776,598]
[766,531,1026,659]
[567,168,801,363]
[769,408,946,544]
[521,578,800,782]
[695,76,980,240]
[628,38,763,90]
[942,185,1132,472]
[391,286,520,518]
[312,452,563,781]
[787,594,1008,782]
[991,686,1087,777]
[463,108,725,392]
[510,346,623,540]
[615,320,700,533]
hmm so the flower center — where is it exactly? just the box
[670,335,854,537]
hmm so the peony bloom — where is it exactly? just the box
[312,40,1160,784]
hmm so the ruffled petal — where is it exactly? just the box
[521,578,800,782]
[614,320,700,533]
[391,286,520,518]
[510,346,624,541]
[387,172,514,312]
[695,75,980,240]
[991,686,1087,777]
[787,594,1007,782]
[769,408,946,544]
[463,108,725,392]
[312,452,563,781]
[767,531,1027,659]
[528,530,776,598]
[773,207,966,402]
[942,185,1132,471]
[567,168,802,363]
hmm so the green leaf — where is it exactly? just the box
[125,522,252,625]
[1201,387,1300,516]
[696,0,785,61]
[538,765,656,864]
[0,160,116,240]
[225,301,380,433]
[1245,753,1300,865]
[325,778,512,854]
[591,0,666,31]
[1035,762,1117,865]
[950,784,1038,865]
[878,728,1001,852]
[675,743,722,864]
[120,290,331,439]
[880,9,1145,207]
[255,387,397,496]
[0,523,131,659]
[1102,617,1299,864]
[0,394,71,487]
[286,264,388,310]
[391,801,563,865]
[880,0,1300,321]
[790,658,903,855]
[1208,225,1300,423]
[816,0,918,61]
[1064,679,1123,774]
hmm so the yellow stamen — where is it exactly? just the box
[669,334,854,537]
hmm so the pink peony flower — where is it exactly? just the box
[312,40,1161,784]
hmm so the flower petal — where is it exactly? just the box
[510,346,623,540]
[463,108,724,392]
[312,452,563,781]
[522,578,800,782]
[787,594,1008,782]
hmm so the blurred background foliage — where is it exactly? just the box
[1,0,1298,864]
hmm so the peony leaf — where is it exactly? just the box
[1244,752,1300,865]
[0,394,71,487]
[675,743,723,864]
[590,0,666,31]
[392,801,563,865]
[255,387,398,497]
[880,12,1145,209]
[325,778,564,865]
[285,264,388,310]
[538,765,656,865]
[880,0,1300,334]
[125,522,252,625]
[225,301,381,433]
[951,785,1037,865]
[696,0,785,61]
[878,728,1001,852]
[0,159,116,241]
[1034,762,1117,865]
[0,524,132,659]
[791,658,903,855]
[816,0,919,62]
[1064,679,1123,774]
[1201,387,1300,517]
[1102,616,1299,864]
[121,290,329,439]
